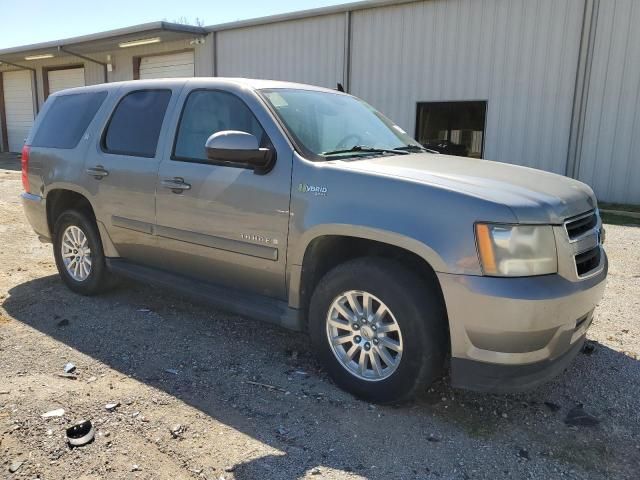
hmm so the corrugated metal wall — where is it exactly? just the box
[195,34,215,77]
[350,0,585,174]
[1,0,638,203]
[216,14,346,89]
[577,0,640,204]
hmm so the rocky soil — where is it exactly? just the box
[1,153,639,479]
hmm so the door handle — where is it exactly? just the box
[161,177,191,193]
[86,166,109,179]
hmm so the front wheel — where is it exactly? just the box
[309,258,448,404]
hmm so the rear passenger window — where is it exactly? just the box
[103,90,171,158]
[32,92,107,149]
[173,90,268,161]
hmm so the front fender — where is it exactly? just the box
[291,223,448,271]
[286,224,450,309]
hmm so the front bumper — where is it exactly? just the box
[438,251,607,392]
[21,193,50,242]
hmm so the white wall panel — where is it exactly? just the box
[350,0,585,174]
[577,0,640,204]
[195,34,215,77]
[216,14,346,89]
[2,70,35,152]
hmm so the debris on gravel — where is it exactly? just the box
[544,401,561,412]
[582,341,597,355]
[565,404,601,427]
[169,424,185,438]
[9,460,24,473]
[63,362,76,373]
[41,408,65,418]
[245,380,288,393]
[66,420,95,447]
[56,318,69,327]
[517,448,531,460]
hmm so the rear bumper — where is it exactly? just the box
[438,253,607,392]
[21,193,50,241]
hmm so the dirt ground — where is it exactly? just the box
[1,152,639,480]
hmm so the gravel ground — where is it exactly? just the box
[1,153,639,479]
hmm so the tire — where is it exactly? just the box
[309,258,447,404]
[53,209,115,295]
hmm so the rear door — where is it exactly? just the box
[153,87,293,299]
[84,85,182,262]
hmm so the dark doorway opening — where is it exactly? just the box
[415,101,487,158]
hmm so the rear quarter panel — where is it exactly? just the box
[26,87,122,219]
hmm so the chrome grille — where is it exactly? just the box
[561,210,603,278]
[565,211,598,241]
[575,247,601,277]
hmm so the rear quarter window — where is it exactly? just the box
[32,92,107,149]
[102,89,172,158]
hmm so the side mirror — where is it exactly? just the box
[205,131,273,174]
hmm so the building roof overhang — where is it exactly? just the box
[0,22,206,69]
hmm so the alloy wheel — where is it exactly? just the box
[326,290,403,381]
[60,225,92,282]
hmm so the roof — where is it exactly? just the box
[49,77,345,96]
[0,22,206,65]
[205,0,418,31]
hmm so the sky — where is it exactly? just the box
[0,0,347,49]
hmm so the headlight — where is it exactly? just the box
[475,223,558,276]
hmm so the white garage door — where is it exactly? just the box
[139,51,194,79]
[2,70,35,152]
[48,67,85,95]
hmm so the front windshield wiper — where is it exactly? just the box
[393,145,440,154]
[321,145,410,157]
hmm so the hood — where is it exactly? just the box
[334,153,596,224]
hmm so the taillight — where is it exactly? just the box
[21,145,30,192]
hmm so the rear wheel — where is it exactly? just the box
[309,258,447,403]
[53,209,115,295]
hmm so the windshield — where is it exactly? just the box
[260,89,423,160]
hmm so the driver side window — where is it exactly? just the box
[173,90,267,162]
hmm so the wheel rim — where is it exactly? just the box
[61,225,92,282]
[326,290,403,382]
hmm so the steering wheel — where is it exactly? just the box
[335,134,363,150]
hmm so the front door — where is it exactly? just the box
[154,88,292,299]
[86,87,178,262]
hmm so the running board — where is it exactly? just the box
[106,258,303,331]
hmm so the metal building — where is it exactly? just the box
[0,0,638,204]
